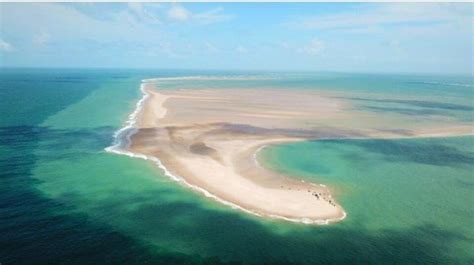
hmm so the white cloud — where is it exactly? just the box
[278,41,290,49]
[0,3,184,62]
[299,38,325,56]
[194,7,232,25]
[167,5,190,21]
[388,39,404,55]
[289,3,471,33]
[127,3,161,24]
[167,5,231,24]
[204,41,220,53]
[2,3,166,46]
[0,3,228,62]
[159,42,185,59]
[34,31,51,46]
[389,39,400,48]
[0,39,14,52]
[351,54,367,63]
[236,45,248,53]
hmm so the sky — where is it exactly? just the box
[0,2,472,74]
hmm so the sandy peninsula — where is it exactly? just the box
[124,82,473,224]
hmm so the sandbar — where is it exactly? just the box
[122,82,472,224]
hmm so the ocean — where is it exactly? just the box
[1,68,473,264]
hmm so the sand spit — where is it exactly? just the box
[107,80,473,225]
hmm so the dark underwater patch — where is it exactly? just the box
[347,138,474,168]
[348,97,474,112]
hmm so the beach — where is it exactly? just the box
[119,81,473,224]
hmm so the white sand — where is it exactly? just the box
[124,82,472,224]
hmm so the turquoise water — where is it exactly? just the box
[261,137,474,261]
[1,69,473,264]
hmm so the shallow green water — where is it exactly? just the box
[261,137,474,260]
[1,69,473,264]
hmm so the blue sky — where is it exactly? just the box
[0,3,472,74]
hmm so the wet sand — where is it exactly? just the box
[125,82,472,224]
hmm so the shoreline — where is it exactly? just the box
[106,79,473,225]
[104,82,341,225]
[106,81,346,224]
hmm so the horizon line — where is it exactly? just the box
[1,66,472,77]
